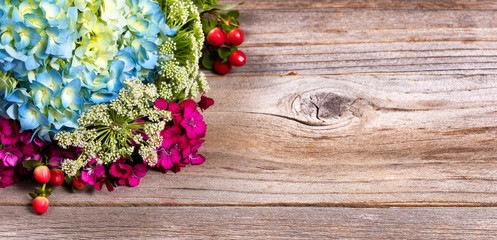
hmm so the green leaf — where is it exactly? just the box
[23,160,41,169]
[202,19,210,33]
[29,193,37,199]
[202,54,216,69]
[65,175,74,185]
[226,10,240,19]
[221,23,232,32]
[209,18,216,30]
[45,188,52,198]
[229,44,238,51]
[204,1,244,11]
[34,187,43,195]
[47,161,58,165]
[72,186,79,193]
[218,47,231,60]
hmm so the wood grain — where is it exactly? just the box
[1,206,496,239]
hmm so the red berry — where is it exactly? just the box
[214,59,231,75]
[33,166,51,184]
[229,50,246,67]
[227,28,244,46]
[73,175,87,189]
[50,169,65,186]
[224,32,230,46]
[33,196,49,215]
[207,27,224,47]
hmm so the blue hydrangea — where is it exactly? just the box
[0,0,177,141]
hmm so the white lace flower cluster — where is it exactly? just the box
[55,78,171,176]
[156,0,208,101]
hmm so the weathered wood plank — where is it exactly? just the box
[216,0,497,76]
[1,206,496,239]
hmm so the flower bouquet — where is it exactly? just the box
[0,0,242,214]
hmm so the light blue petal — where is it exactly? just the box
[90,92,117,104]
[24,56,40,70]
[18,103,49,131]
[6,88,29,105]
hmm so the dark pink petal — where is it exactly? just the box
[109,162,132,178]
[180,99,197,111]
[19,131,33,145]
[105,180,115,192]
[128,176,140,187]
[0,167,17,188]
[198,95,214,112]
[0,117,13,136]
[168,102,180,114]
[21,143,39,156]
[94,180,103,191]
[118,178,128,186]
[154,99,168,110]
[94,164,105,178]
[132,164,148,178]
[1,135,19,145]
[190,153,205,165]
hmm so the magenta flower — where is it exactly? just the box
[127,164,148,187]
[180,107,206,139]
[160,125,182,149]
[81,164,105,186]
[94,176,115,192]
[0,117,20,145]
[198,94,214,112]
[182,146,205,165]
[180,99,197,110]
[168,102,182,124]
[0,147,23,167]
[109,159,148,187]
[109,160,133,185]
[157,147,181,170]
[0,164,18,188]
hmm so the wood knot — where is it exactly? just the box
[292,89,354,126]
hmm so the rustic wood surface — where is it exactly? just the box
[2,0,497,238]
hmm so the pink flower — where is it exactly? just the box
[109,159,148,187]
[109,159,133,185]
[0,117,20,145]
[127,164,148,187]
[182,146,205,165]
[180,99,197,111]
[0,147,23,167]
[157,147,181,170]
[168,102,182,124]
[94,176,114,192]
[0,164,19,188]
[160,125,182,149]
[81,164,105,186]
[198,94,214,112]
[180,108,206,139]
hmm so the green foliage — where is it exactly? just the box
[23,160,41,169]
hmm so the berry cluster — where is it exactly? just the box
[201,10,247,75]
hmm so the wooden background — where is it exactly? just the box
[2,0,497,238]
